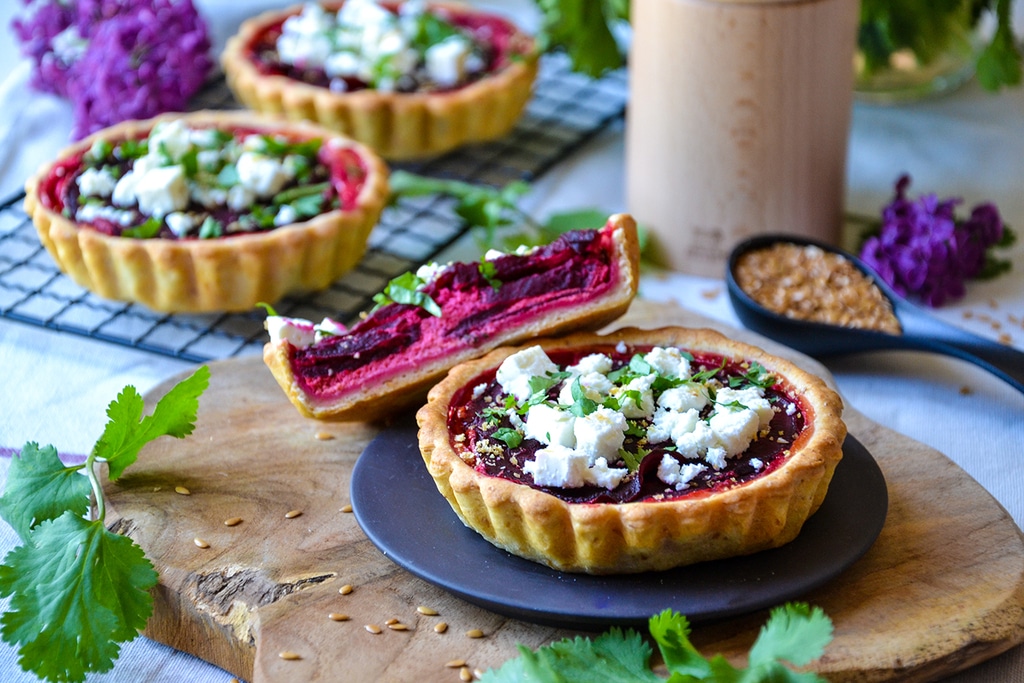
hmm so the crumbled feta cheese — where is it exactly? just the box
[425,35,473,88]
[750,458,764,471]
[647,407,700,446]
[274,204,298,227]
[715,386,774,428]
[132,165,189,217]
[75,204,135,227]
[612,373,656,419]
[573,407,626,462]
[568,353,613,377]
[471,383,488,400]
[524,444,591,488]
[495,346,559,402]
[657,455,707,490]
[237,152,292,197]
[314,317,347,341]
[644,346,691,379]
[707,407,761,458]
[265,316,316,347]
[658,383,709,413]
[226,185,256,212]
[586,457,628,490]
[673,419,717,461]
[557,371,614,405]
[76,167,118,198]
[615,340,628,354]
[415,261,448,284]
[483,249,505,261]
[524,404,576,448]
[149,119,194,163]
[165,212,197,238]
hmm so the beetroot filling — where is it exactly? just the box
[39,126,369,240]
[245,2,523,92]
[288,228,619,398]
[447,347,808,504]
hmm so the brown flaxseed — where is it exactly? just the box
[734,243,902,334]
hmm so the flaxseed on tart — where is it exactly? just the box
[24,110,389,313]
[221,0,539,160]
[416,327,846,574]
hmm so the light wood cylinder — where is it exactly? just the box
[626,0,859,276]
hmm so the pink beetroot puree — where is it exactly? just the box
[246,2,526,92]
[288,226,621,399]
[39,127,369,240]
[449,347,808,504]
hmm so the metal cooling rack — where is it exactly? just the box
[0,54,627,362]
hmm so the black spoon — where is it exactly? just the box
[725,234,1024,395]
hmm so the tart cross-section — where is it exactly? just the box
[263,214,641,421]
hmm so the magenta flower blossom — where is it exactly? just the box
[11,0,213,139]
[860,175,1011,307]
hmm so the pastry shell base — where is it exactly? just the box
[416,327,847,574]
[24,111,389,314]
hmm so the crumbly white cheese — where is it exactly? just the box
[557,371,613,405]
[524,444,591,488]
[165,211,197,238]
[75,203,135,227]
[236,151,293,196]
[644,346,691,378]
[524,404,576,448]
[611,373,656,419]
[76,167,117,198]
[265,316,316,347]
[657,455,707,491]
[573,406,626,462]
[495,346,559,402]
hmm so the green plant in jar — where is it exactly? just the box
[856,0,1021,98]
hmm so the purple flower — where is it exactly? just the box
[10,0,213,138]
[860,174,1009,307]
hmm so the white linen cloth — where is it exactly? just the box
[1,1,1023,681]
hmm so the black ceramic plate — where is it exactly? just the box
[351,416,887,629]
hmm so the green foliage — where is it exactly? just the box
[0,366,210,682]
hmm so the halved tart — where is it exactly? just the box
[263,214,640,421]
[416,327,846,574]
[24,110,389,313]
[221,0,539,159]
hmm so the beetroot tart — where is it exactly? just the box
[416,327,846,574]
[221,0,539,159]
[24,110,389,313]
[263,214,640,421]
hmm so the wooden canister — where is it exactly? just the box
[625,0,859,276]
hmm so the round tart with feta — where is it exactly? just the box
[417,327,846,574]
[24,111,389,313]
[221,0,538,159]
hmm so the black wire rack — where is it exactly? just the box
[0,54,626,362]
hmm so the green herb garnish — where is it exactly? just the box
[0,367,210,683]
[198,216,223,239]
[371,271,442,317]
[491,427,524,449]
[481,602,833,682]
[122,216,163,239]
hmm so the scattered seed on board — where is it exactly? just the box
[328,613,350,622]
[365,624,382,634]
[445,660,466,668]
[466,629,485,639]
[193,538,210,549]
[340,504,353,513]
[175,486,191,495]
[223,517,243,527]
[417,606,439,616]
[339,584,353,595]
[278,651,301,661]
[314,431,335,441]
[434,622,448,633]
[388,623,410,631]
[384,618,399,626]
[284,509,303,519]
[459,666,473,682]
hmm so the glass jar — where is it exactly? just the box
[855,0,982,103]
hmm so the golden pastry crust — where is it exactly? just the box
[416,326,847,574]
[221,1,539,160]
[263,214,641,422]
[24,110,389,313]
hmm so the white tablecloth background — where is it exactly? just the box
[1,2,1023,681]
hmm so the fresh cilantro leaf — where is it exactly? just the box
[478,260,502,290]
[0,513,157,683]
[730,362,775,390]
[0,443,91,542]
[122,216,162,239]
[528,373,567,398]
[618,446,645,471]
[273,181,330,206]
[216,163,240,188]
[371,270,442,317]
[975,0,1022,90]
[481,629,661,683]
[491,428,524,449]
[95,366,210,481]
[648,609,713,678]
[749,603,833,669]
[568,378,598,417]
[534,0,627,78]
[256,301,279,316]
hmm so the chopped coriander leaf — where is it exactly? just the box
[291,194,326,219]
[122,216,163,239]
[568,377,598,417]
[491,428,524,448]
[198,217,223,239]
[215,164,240,188]
[478,259,502,290]
[371,271,442,317]
[273,181,330,206]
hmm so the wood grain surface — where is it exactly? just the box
[105,301,1024,682]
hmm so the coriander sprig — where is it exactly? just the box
[481,602,833,682]
[0,366,210,683]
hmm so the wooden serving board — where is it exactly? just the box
[106,301,1024,682]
